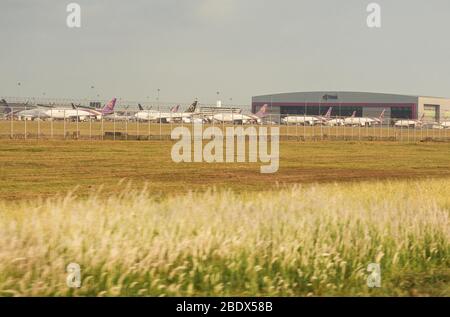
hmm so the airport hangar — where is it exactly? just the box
[252,91,450,122]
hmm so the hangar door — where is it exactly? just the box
[423,104,440,122]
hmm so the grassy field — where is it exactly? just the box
[0,140,449,296]
[0,140,450,200]
[0,179,448,296]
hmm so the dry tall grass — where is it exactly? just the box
[0,179,448,296]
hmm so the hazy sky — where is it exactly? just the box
[1,0,449,104]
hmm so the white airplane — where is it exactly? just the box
[439,117,450,129]
[1,99,36,119]
[15,108,49,120]
[1,99,47,120]
[5,98,117,121]
[441,121,450,129]
[135,100,198,123]
[38,98,117,121]
[318,107,346,126]
[182,116,207,124]
[394,114,424,128]
[211,104,268,124]
[314,107,347,126]
[282,107,332,126]
[344,109,385,127]
[282,115,319,126]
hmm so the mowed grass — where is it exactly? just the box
[0,179,448,296]
[0,140,450,200]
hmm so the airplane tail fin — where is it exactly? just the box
[324,107,332,119]
[102,98,117,115]
[419,113,425,122]
[3,105,12,114]
[138,103,144,111]
[379,108,386,121]
[171,105,181,113]
[71,103,77,110]
[1,99,11,114]
[255,104,268,118]
[351,111,356,118]
[185,100,198,113]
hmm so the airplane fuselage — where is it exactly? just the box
[344,117,378,126]
[43,108,99,120]
[394,120,422,128]
[135,111,192,122]
[441,121,450,129]
[211,113,258,124]
[282,116,320,125]
[325,118,344,126]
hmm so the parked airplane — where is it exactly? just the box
[135,100,198,123]
[441,121,450,129]
[324,107,345,126]
[316,107,343,126]
[3,98,117,121]
[344,109,385,127]
[1,99,33,118]
[394,114,425,128]
[282,107,332,126]
[14,108,49,120]
[40,98,117,121]
[135,104,179,122]
[212,104,269,124]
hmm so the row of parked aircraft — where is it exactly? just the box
[282,108,386,127]
[1,98,118,121]
[133,101,269,124]
[282,108,450,129]
[0,98,269,125]
[2,98,450,128]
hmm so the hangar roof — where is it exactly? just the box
[253,91,448,102]
[252,91,449,104]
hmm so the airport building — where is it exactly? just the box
[252,91,450,122]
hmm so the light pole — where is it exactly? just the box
[90,85,95,107]
[157,89,161,139]
[17,82,21,103]
[319,95,323,140]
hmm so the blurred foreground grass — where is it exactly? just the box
[0,179,448,296]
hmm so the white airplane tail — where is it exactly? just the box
[324,107,332,119]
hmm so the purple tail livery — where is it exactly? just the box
[102,98,117,115]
